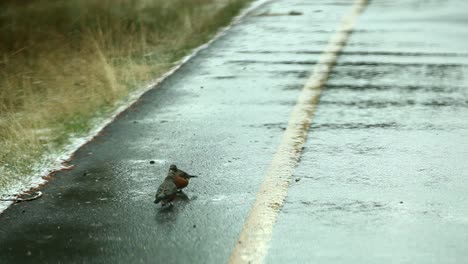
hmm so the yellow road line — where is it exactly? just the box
[228,1,368,263]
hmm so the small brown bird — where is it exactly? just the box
[154,164,197,206]
[171,164,198,190]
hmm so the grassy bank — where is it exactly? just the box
[0,0,249,190]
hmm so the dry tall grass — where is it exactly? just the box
[0,0,249,189]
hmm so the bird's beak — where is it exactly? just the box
[189,175,198,178]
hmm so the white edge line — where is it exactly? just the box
[227,0,368,263]
[0,0,273,215]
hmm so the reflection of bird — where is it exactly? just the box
[154,165,197,206]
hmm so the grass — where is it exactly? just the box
[0,0,250,190]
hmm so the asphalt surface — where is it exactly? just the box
[1,0,468,263]
[267,0,468,263]
[0,0,348,263]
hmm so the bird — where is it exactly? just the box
[154,164,197,206]
[170,164,198,191]
[154,178,178,206]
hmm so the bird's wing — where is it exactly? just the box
[177,169,190,178]
[155,181,177,199]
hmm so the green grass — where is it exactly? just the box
[0,0,250,190]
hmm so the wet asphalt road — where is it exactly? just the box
[267,0,468,263]
[1,0,468,263]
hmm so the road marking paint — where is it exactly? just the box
[228,1,368,263]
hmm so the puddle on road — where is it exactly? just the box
[228,59,317,65]
[278,199,397,227]
[268,70,310,79]
[421,99,468,107]
[238,50,324,55]
[213,75,237,79]
[297,200,388,213]
[331,62,466,82]
[325,83,458,93]
[282,83,306,91]
[319,99,417,108]
[246,122,287,131]
[255,10,303,17]
[310,122,398,130]
[338,61,468,67]
[340,50,468,57]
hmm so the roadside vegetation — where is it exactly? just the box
[0,0,249,190]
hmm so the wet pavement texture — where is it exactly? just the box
[267,0,468,263]
[0,0,350,263]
